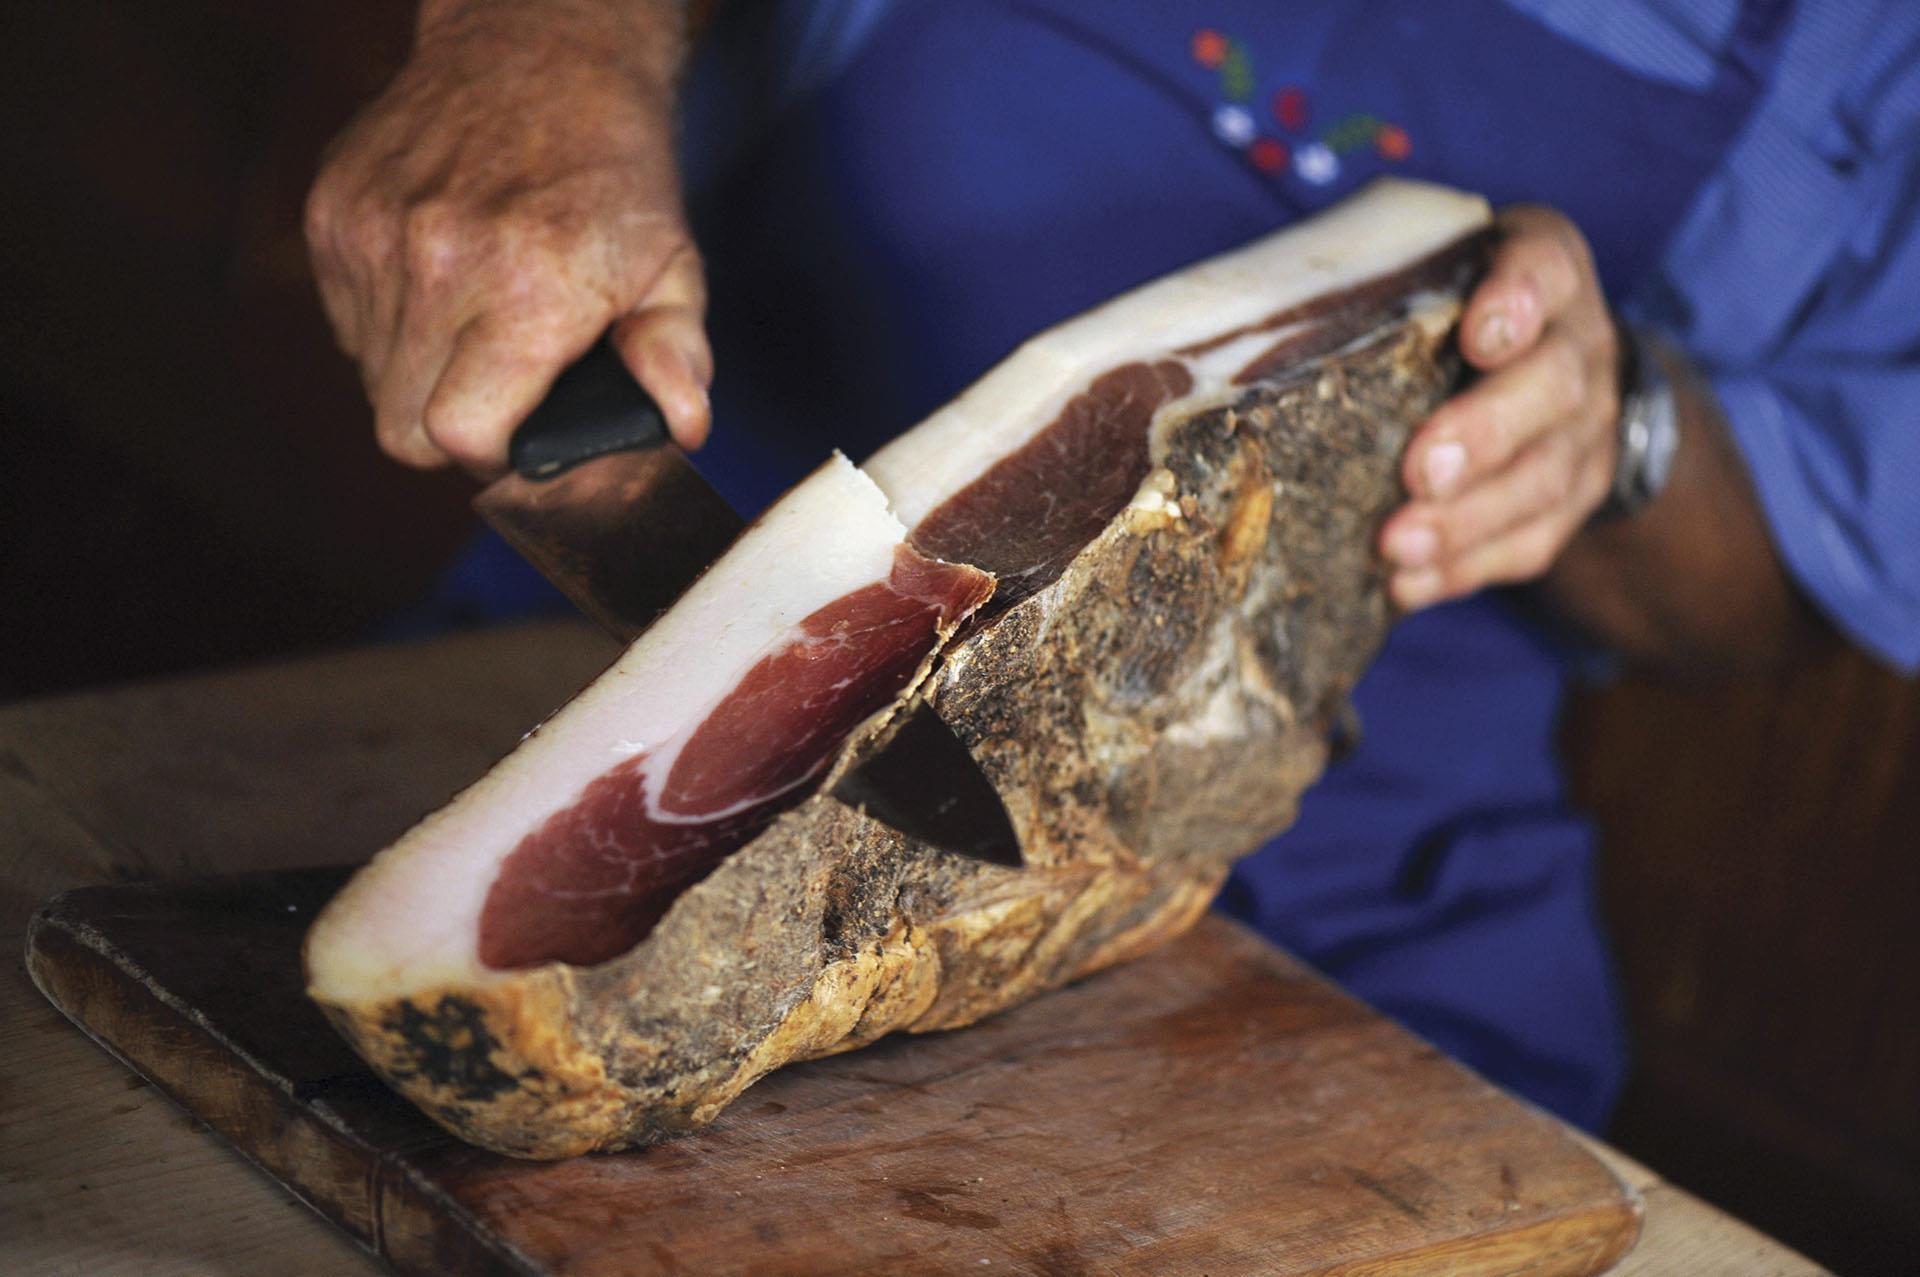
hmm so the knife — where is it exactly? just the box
[472,342,742,640]
[472,341,1023,868]
[830,701,1022,868]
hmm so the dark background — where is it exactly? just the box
[3,3,1915,1271]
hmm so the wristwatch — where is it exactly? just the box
[1595,318,1680,521]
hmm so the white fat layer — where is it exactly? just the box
[306,454,906,1000]
[1181,322,1314,385]
[863,178,1490,527]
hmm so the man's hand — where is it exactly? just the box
[304,0,707,476]
[1380,206,1621,609]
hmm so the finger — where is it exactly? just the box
[304,175,365,357]
[609,246,712,449]
[1391,490,1595,610]
[420,310,605,477]
[311,259,364,359]
[372,293,461,469]
[372,197,490,468]
[1383,428,1607,571]
[344,237,406,403]
[1461,206,1588,370]
[1404,333,1587,500]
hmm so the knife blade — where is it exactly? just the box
[472,340,1022,868]
[831,701,1023,868]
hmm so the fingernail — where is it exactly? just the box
[1395,569,1444,610]
[1423,441,1467,498]
[1385,522,1437,568]
[1477,309,1513,358]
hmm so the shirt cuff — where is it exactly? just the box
[1711,374,1920,673]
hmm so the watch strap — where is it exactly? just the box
[1593,318,1680,522]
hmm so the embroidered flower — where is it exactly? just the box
[1191,29,1409,183]
[1248,137,1290,174]
[1294,142,1340,186]
[1212,104,1257,147]
[1192,28,1254,102]
[1273,86,1309,132]
[1191,29,1229,69]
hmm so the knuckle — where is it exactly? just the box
[495,251,575,316]
[344,190,401,264]
[402,201,469,283]
[509,318,578,368]
[494,206,576,265]
[343,183,388,230]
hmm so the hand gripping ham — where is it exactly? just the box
[305,179,1494,1158]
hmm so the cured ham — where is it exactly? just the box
[308,457,991,987]
[307,178,1493,1158]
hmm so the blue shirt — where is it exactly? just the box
[745,0,1920,671]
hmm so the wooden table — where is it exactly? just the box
[0,622,1828,1275]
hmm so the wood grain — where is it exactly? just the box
[1575,1142,1826,1277]
[29,869,1642,1276]
[0,620,1822,1274]
[1,622,613,1277]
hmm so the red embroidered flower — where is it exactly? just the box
[1376,123,1412,161]
[1273,86,1309,132]
[1248,137,1290,174]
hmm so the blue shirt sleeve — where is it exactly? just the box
[1636,6,1920,671]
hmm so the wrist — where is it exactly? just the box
[416,0,688,85]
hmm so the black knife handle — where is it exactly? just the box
[508,342,670,480]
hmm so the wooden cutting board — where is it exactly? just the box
[27,867,1639,1276]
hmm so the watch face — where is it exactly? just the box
[1624,415,1651,461]
[1635,387,1681,499]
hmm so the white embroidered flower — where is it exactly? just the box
[1294,142,1340,185]
[1211,104,1256,147]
